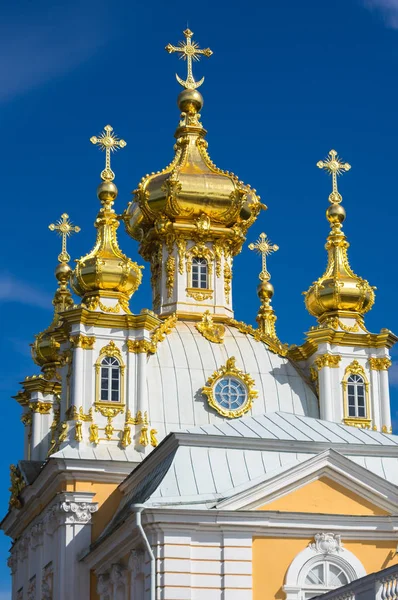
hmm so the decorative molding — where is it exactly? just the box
[369,357,392,371]
[314,353,341,370]
[127,313,177,355]
[27,576,36,600]
[30,522,44,549]
[309,532,343,554]
[9,464,25,510]
[342,360,371,429]
[186,287,213,301]
[29,401,52,414]
[129,549,145,577]
[110,563,128,585]
[66,406,93,422]
[196,310,225,343]
[69,334,95,349]
[59,501,98,524]
[7,553,17,575]
[165,254,176,299]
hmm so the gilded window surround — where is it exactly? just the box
[186,243,214,294]
[202,356,258,419]
[186,287,213,301]
[94,341,125,409]
[342,360,371,429]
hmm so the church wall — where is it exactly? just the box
[252,536,398,600]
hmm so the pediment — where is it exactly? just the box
[217,449,398,515]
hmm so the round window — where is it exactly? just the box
[214,377,248,412]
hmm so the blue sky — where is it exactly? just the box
[1,0,398,592]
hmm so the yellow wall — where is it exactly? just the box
[253,537,398,600]
[258,477,388,516]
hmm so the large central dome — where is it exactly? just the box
[124,88,265,257]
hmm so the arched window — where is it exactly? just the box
[301,559,350,599]
[192,257,208,289]
[342,360,371,428]
[100,356,120,403]
[347,374,366,418]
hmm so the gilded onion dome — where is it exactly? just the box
[124,30,265,258]
[71,126,143,312]
[304,150,375,328]
[32,214,80,379]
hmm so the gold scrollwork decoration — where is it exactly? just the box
[127,313,178,355]
[89,423,99,444]
[202,356,258,419]
[186,288,213,301]
[196,310,225,344]
[369,357,392,371]
[166,255,176,299]
[69,335,96,350]
[66,406,93,421]
[75,421,83,442]
[9,465,25,510]
[314,353,341,370]
[29,402,52,414]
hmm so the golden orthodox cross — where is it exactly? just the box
[249,233,279,282]
[90,125,127,182]
[317,149,351,204]
[49,213,80,263]
[165,29,213,90]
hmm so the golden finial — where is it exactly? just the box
[49,213,80,263]
[317,149,351,204]
[90,125,127,182]
[165,29,213,90]
[249,233,279,282]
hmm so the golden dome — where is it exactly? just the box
[124,87,265,257]
[71,181,143,310]
[304,150,375,327]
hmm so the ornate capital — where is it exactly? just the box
[129,549,145,577]
[46,500,98,531]
[29,401,52,414]
[110,563,128,585]
[369,357,392,371]
[70,334,95,350]
[309,532,343,554]
[314,353,341,370]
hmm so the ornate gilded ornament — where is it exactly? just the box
[248,232,285,345]
[150,429,158,447]
[228,318,289,357]
[202,357,258,418]
[9,465,25,510]
[74,421,83,442]
[69,335,95,350]
[369,357,392,371]
[127,313,178,354]
[166,255,176,299]
[165,29,213,90]
[249,233,279,283]
[71,126,143,310]
[66,406,93,422]
[90,125,127,182]
[316,149,351,205]
[304,150,375,327]
[121,425,131,448]
[313,353,341,370]
[29,402,52,414]
[186,288,213,301]
[196,310,225,343]
[224,261,232,304]
[49,213,81,264]
[89,423,99,445]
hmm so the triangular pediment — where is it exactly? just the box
[217,449,398,515]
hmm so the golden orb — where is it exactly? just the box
[326,203,346,225]
[97,181,118,203]
[177,89,203,112]
[55,262,72,282]
[257,280,274,300]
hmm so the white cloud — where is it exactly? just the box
[0,273,52,310]
[362,0,398,29]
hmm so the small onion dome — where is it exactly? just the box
[71,181,143,303]
[125,89,265,251]
[304,203,375,322]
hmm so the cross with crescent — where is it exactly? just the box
[49,213,80,263]
[249,233,279,282]
[317,149,351,204]
[165,29,213,90]
[90,125,127,182]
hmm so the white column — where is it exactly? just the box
[127,351,137,416]
[319,366,333,422]
[380,369,392,432]
[71,346,84,409]
[369,366,381,431]
[136,353,148,418]
[31,411,42,461]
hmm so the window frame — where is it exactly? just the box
[342,360,371,429]
[95,341,125,408]
[191,256,208,290]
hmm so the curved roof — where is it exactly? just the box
[146,321,319,441]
